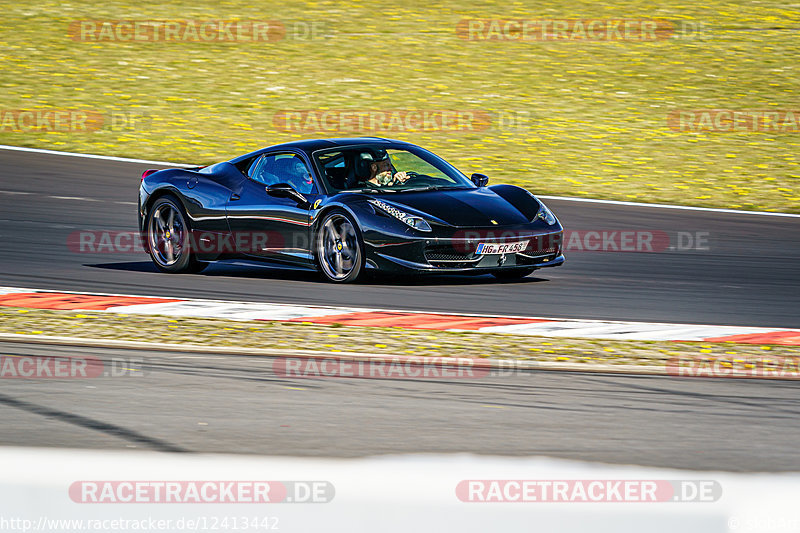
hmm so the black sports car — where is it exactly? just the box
[138,138,564,282]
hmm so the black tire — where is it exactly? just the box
[315,209,365,283]
[145,195,208,274]
[492,268,535,280]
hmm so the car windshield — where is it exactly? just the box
[313,144,476,193]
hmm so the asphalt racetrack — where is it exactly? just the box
[1,340,800,472]
[0,147,798,328]
[1,147,799,472]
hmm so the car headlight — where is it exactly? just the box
[369,199,432,232]
[535,203,557,225]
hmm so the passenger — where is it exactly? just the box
[286,158,314,193]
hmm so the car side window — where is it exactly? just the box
[248,155,281,187]
[318,151,348,189]
[249,153,316,195]
[270,153,316,195]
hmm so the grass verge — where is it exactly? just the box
[0,1,799,211]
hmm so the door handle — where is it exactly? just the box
[230,194,240,201]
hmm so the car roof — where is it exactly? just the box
[228,137,414,164]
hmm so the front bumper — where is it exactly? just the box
[363,226,565,273]
[371,253,565,273]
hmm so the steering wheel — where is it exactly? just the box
[398,171,431,186]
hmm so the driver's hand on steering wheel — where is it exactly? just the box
[393,171,409,183]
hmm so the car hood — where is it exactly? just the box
[373,187,536,227]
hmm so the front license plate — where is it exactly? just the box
[475,240,529,254]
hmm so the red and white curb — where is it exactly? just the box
[0,287,800,345]
[0,286,798,345]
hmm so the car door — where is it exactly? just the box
[225,151,318,264]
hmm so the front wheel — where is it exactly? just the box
[492,268,535,280]
[315,210,364,283]
[145,196,207,274]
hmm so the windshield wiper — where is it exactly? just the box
[401,185,466,192]
[348,187,396,193]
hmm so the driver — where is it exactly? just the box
[363,152,409,187]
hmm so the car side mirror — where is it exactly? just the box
[266,183,308,206]
[471,173,489,187]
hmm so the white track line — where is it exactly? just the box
[538,195,800,218]
[0,189,132,205]
[1,144,798,218]
[0,144,191,166]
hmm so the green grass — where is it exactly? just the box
[0,1,798,211]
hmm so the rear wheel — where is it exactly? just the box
[315,210,364,283]
[492,268,535,280]
[146,196,207,274]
